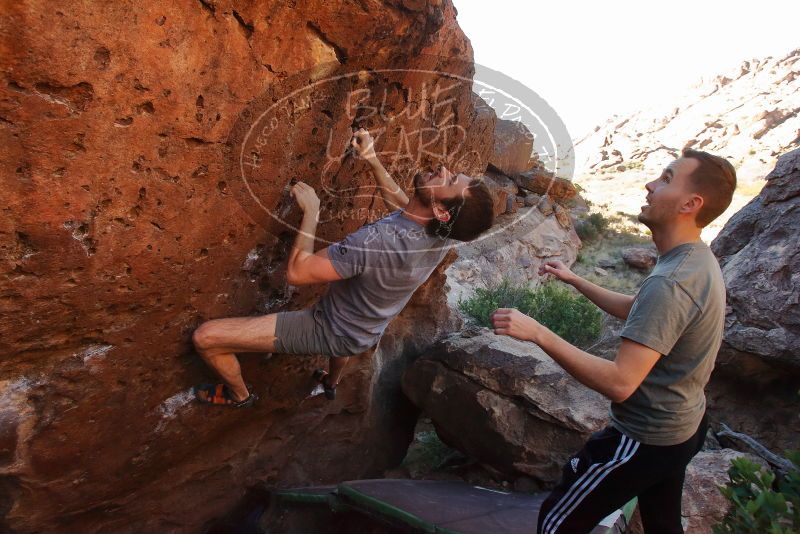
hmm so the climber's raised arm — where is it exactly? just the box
[539,260,635,320]
[285,182,342,286]
[351,128,409,210]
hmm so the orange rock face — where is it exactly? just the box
[0,1,494,531]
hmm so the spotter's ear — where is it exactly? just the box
[680,194,704,218]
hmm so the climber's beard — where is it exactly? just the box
[413,170,435,207]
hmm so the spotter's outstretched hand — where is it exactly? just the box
[539,260,576,285]
[491,308,541,342]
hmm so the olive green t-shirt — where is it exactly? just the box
[610,241,726,446]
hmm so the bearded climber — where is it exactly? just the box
[192,128,494,406]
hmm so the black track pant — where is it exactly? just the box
[537,413,708,534]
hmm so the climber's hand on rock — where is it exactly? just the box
[350,128,377,160]
[491,308,540,343]
[291,181,320,215]
[539,260,576,285]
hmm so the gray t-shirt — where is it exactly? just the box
[319,210,451,350]
[611,241,726,446]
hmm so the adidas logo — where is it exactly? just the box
[570,457,580,473]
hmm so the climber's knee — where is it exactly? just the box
[192,315,278,354]
[192,322,219,353]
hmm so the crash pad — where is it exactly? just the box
[270,479,636,533]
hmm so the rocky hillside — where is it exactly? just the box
[574,48,800,240]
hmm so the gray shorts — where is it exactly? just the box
[274,305,373,357]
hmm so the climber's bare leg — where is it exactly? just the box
[327,355,351,387]
[197,348,250,401]
[192,314,279,401]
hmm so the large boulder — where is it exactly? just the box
[0,1,495,532]
[488,118,535,176]
[703,148,800,453]
[621,246,657,270]
[402,329,609,483]
[711,148,800,374]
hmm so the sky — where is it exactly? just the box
[454,0,800,140]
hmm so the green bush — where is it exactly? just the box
[575,219,599,242]
[458,279,602,348]
[587,212,609,233]
[714,451,800,534]
[575,212,610,243]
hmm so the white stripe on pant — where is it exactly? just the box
[541,434,641,534]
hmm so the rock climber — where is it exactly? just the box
[192,128,494,406]
[491,149,736,533]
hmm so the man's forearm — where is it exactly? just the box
[532,327,627,402]
[287,212,318,279]
[367,156,409,209]
[570,276,635,320]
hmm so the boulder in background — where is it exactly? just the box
[402,329,608,483]
[621,246,657,270]
[488,118,535,176]
[711,147,800,374]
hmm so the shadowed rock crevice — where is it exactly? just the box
[32,81,94,113]
[198,0,216,15]
[306,21,348,64]
[231,10,254,40]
